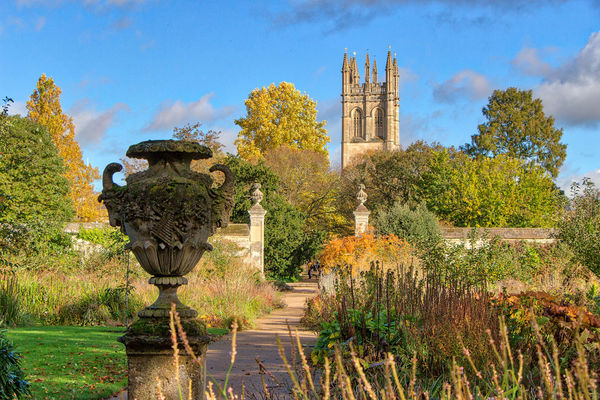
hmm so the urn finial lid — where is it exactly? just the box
[357,184,367,206]
[250,182,263,205]
[126,140,212,160]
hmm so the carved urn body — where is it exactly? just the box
[99,140,234,318]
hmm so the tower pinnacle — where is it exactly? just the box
[365,52,370,83]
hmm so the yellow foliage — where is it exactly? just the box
[234,82,329,160]
[319,233,411,275]
[27,74,103,222]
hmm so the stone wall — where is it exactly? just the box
[64,221,265,274]
[441,227,556,246]
[212,223,252,263]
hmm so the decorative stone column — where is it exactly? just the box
[99,140,235,400]
[353,184,370,236]
[248,183,266,277]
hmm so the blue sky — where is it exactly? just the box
[1,0,599,192]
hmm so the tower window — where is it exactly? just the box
[375,108,385,139]
[352,109,363,139]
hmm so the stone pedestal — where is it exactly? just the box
[353,184,370,236]
[354,204,370,236]
[119,320,210,400]
[248,183,267,277]
[249,204,266,276]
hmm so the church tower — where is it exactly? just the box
[341,50,400,169]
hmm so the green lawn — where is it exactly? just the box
[7,326,127,400]
[6,326,229,400]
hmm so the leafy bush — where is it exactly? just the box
[0,331,29,399]
[373,202,442,250]
[494,290,600,370]
[558,178,600,277]
[319,233,412,276]
[77,226,128,252]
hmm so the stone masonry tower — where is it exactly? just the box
[341,50,400,169]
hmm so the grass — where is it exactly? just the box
[2,239,283,329]
[6,325,228,400]
[6,326,127,400]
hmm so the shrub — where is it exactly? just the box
[494,290,600,371]
[319,233,412,275]
[558,178,600,277]
[77,226,128,254]
[0,331,29,399]
[373,202,442,250]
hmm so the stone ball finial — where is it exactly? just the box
[357,184,367,206]
[251,182,263,205]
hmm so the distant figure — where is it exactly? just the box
[308,260,321,279]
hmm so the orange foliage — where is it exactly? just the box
[27,74,103,222]
[319,233,411,275]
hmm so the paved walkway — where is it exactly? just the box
[106,279,319,399]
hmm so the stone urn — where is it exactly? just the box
[99,139,234,399]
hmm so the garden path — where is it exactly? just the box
[106,279,319,399]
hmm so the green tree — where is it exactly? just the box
[421,150,560,227]
[26,74,101,221]
[340,141,443,221]
[0,115,74,252]
[463,87,566,178]
[557,178,600,277]
[224,155,319,279]
[235,82,329,160]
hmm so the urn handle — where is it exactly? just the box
[102,162,123,191]
[209,164,235,228]
[209,164,234,196]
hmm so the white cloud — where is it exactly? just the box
[512,31,600,126]
[7,101,27,117]
[536,32,600,126]
[145,94,236,132]
[70,99,129,146]
[433,69,492,103]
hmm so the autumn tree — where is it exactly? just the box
[264,146,346,235]
[234,82,329,160]
[26,74,101,222]
[462,87,566,178]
